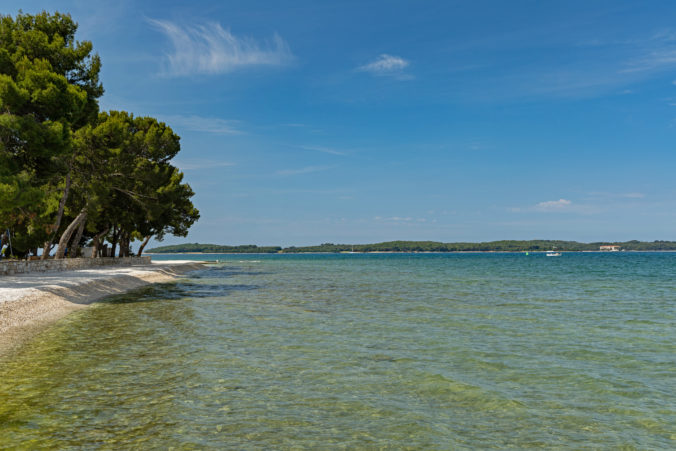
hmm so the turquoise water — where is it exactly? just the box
[1,253,674,448]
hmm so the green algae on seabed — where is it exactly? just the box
[0,253,675,448]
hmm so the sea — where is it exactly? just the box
[0,252,674,448]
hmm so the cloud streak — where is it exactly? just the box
[512,193,647,215]
[300,145,347,156]
[172,159,235,170]
[357,54,411,79]
[374,216,428,223]
[459,28,676,100]
[161,114,242,134]
[534,199,572,211]
[149,19,293,76]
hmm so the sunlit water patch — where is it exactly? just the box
[1,253,674,448]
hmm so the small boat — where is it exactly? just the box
[546,250,561,257]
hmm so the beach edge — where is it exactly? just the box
[0,262,205,356]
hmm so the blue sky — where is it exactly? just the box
[6,1,676,246]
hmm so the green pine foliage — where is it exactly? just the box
[0,11,198,258]
[0,11,101,252]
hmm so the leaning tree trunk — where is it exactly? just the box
[41,242,52,259]
[55,209,87,259]
[42,167,72,260]
[137,235,152,256]
[68,219,86,258]
[90,227,109,258]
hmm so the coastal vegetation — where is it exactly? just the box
[148,240,676,253]
[149,243,282,254]
[0,11,198,259]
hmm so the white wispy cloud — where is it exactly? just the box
[299,145,347,156]
[534,199,572,211]
[621,48,676,73]
[374,216,412,221]
[473,29,676,100]
[373,216,428,223]
[161,115,242,134]
[512,193,644,215]
[357,54,411,78]
[149,19,293,76]
[277,165,331,176]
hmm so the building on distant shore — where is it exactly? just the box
[600,245,621,252]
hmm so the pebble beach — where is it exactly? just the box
[0,261,204,354]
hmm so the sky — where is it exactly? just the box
[5,1,676,246]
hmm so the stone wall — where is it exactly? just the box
[0,256,152,276]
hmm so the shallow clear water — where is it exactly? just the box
[1,253,675,448]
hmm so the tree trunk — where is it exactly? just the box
[91,227,109,258]
[137,235,152,256]
[110,225,118,258]
[119,232,130,257]
[55,209,87,259]
[0,233,7,258]
[68,218,87,258]
[42,167,71,260]
[117,233,124,258]
[41,241,52,259]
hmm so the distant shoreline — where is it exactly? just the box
[147,250,676,255]
[148,240,676,254]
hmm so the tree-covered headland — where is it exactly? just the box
[0,11,199,259]
[149,243,283,254]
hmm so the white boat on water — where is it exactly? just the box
[546,251,561,257]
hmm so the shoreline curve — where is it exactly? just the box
[0,261,205,356]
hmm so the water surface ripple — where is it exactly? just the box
[1,253,674,448]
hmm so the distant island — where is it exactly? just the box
[147,240,676,254]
